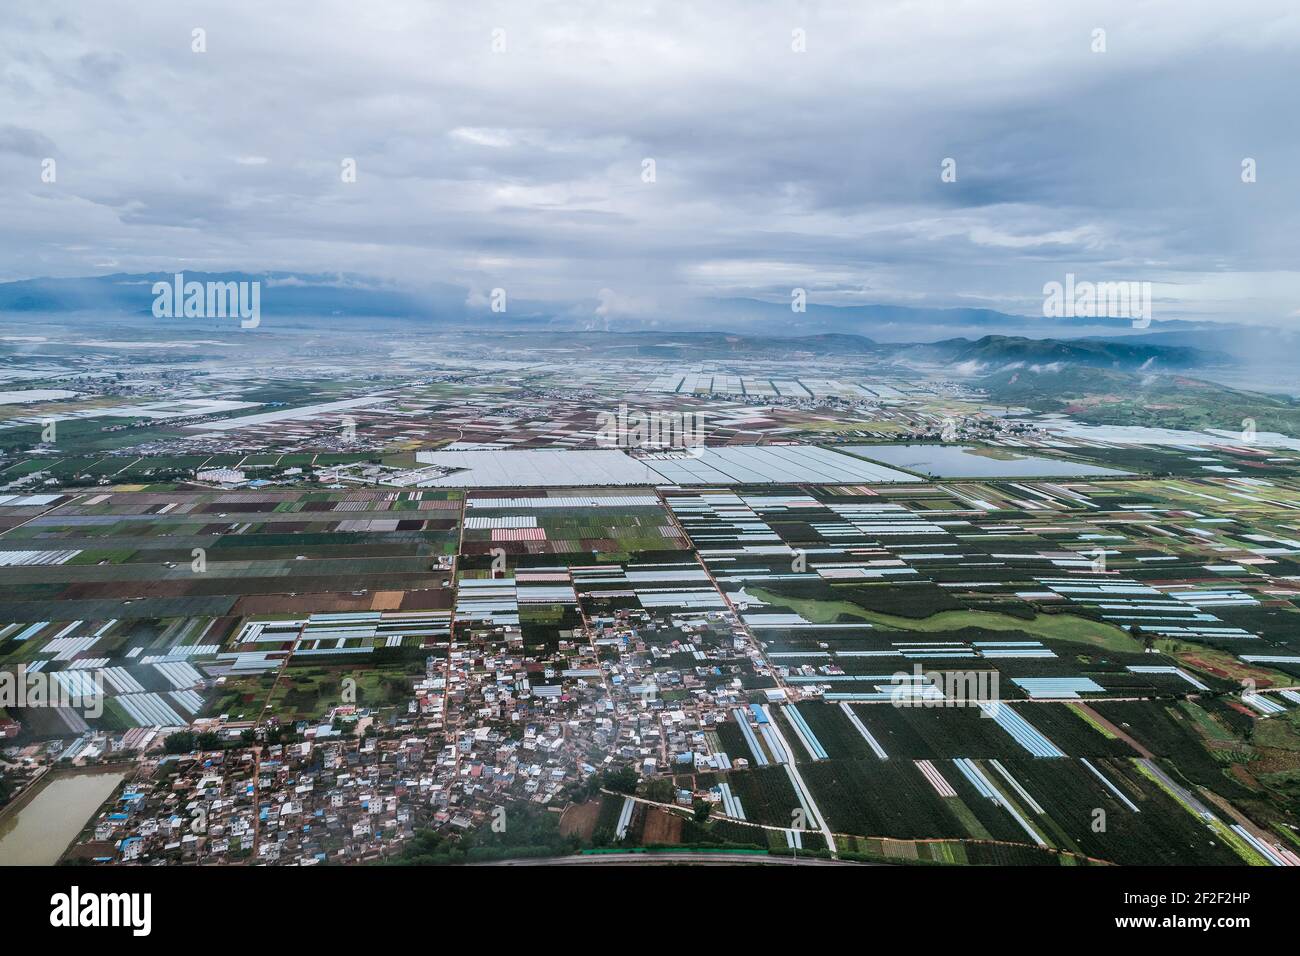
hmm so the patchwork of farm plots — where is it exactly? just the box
[654,480,1300,864]
[0,488,461,737]
[708,700,1256,865]
[460,491,687,556]
[665,482,1300,680]
[5,473,1300,865]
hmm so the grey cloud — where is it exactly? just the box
[0,125,57,157]
[0,0,1297,326]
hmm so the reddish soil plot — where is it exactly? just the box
[389,590,454,610]
[558,800,601,841]
[640,806,683,845]
[370,590,406,610]
[233,593,374,615]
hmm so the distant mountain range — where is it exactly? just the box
[0,270,1264,369]
[697,296,1219,342]
[0,270,1207,329]
[0,272,467,321]
[893,334,1225,370]
[475,329,1224,371]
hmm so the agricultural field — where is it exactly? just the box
[0,487,460,738]
[460,490,686,557]
[6,400,1300,867]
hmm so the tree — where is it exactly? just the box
[602,767,639,795]
[1130,623,1154,652]
[163,730,196,754]
[640,777,675,803]
[693,800,712,824]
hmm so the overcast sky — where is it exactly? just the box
[2,1,1298,325]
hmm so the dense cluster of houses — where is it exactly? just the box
[40,596,777,864]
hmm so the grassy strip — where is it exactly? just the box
[1130,759,1267,866]
[746,586,1140,652]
